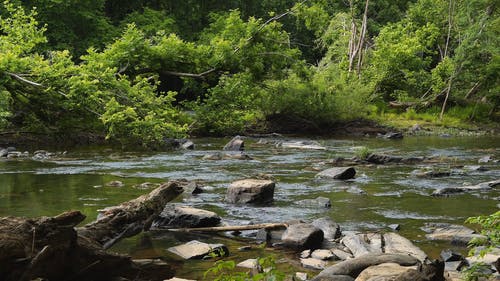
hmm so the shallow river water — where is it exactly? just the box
[1,135,499,279]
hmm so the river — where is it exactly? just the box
[1,135,498,279]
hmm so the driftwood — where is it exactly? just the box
[311,253,419,280]
[168,222,288,232]
[0,181,183,281]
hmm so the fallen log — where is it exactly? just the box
[168,222,288,232]
[0,181,184,281]
[78,181,184,248]
[311,253,419,280]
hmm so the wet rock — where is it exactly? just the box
[464,165,488,172]
[365,154,402,164]
[238,245,252,251]
[355,262,415,281]
[296,197,332,208]
[134,182,160,189]
[7,151,24,158]
[440,249,464,262]
[388,224,401,231]
[6,146,16,152]
[223,152,253,160]
[432,179,500,196]
[180,181,205,194]
[383,232,427,261]
[316,167,356,180]
[167,240,228,259]
[237,258,260,270]
[312,249,335,260]
[478,155,492,163]
[106,180,124,187]
[277,140,326,150]
[153,205,220,228]
[312,217,341,240]
[301,258,328,270]
[181,140,195,150]
[223,136,244,151]
[382,132,403,139]
[225,179,275,204]
[422,223,485,246]
[415,170,451,178]
[281,223,324,250]
[202,152,222,160]
[0,148,7,157]
[32,150,53,160]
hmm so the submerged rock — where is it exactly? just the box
[153,205,220,229]
[316,167,356,180]
[167,240,228,260]
[223,136,244,151]
[382,132,404,139]
[281,223,324,250]
[432,179,500,196]
[105,180,124,187]
[296,197,332,208]
[225,179,275,204]
[277,140,326,150]
[422,223,485,246]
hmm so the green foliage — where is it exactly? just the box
[355,146,372,159]
[463,211,500,281]
[203,255,285,281]
[119,8,178,37]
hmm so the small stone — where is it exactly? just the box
[238,246,252,251]
[237,259,260,270]
[478,155,492,163]
[311,249,334,260]
[181,140,195,150]
[300,249,311,259]
[294,272,308,281]
[388,224,401,231]
[106,180,124,187]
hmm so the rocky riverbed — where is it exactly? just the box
[1,134,499,280]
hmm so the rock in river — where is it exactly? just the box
[432,179,500,196]
[281,223,324,250]
[225,179,275,204]
[296,197,331,208]
[422,223,485,246]
[223,136,244,151]
[167,240,228,260]
[152,205,221,229]
[316,167,356,180]
[312,217,341,240]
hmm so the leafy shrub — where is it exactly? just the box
[204,255,285,281]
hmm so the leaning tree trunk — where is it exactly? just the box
[0,181,183,281]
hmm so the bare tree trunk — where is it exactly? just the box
[443,0,454,59]
[356,0,370,76]
[440,77,453,120]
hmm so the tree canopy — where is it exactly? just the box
[0,0,498,147]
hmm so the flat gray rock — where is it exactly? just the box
[316,167,356,180]
[167,240,228,260]
[225,179,275,204]
[281,223,324,249]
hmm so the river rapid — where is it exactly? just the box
[1,135,499,278]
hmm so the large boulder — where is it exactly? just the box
[167,240,228,260]
[281,223,324,250]
[225,179,275,204]
[355,262,416,281]
[316,167,356,180]
[223,136,244,151]
[312,217,341,240]
[383,232,427,261]
[152,205,221,228]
